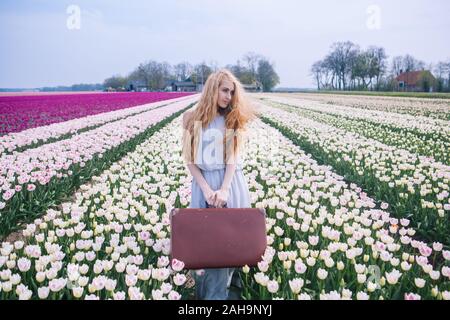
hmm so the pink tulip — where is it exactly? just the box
[443,250,450,261]
[419,245,432,257]
[416,255,428,266]
[2,189,14,201]
[0,92,194,135]
[139,231,150,241]
[432,242,443,251]
[171,259,185,272]
[405,293,421,300]
[294,261,307,274]
[442,266,450,278]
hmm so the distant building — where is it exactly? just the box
[395,70,436,92]
[126,79,151,92]
[242,81,263,92]
[170,77,202,92]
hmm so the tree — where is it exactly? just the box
[391,54,425,75]
[174,62,193,81]
[129,60,173,90]
[257,58,279,92]
[434,61,450,92]
[226,60,247,82]
[106,53,281,93]
[368,46,388,90]
[447,59,450,92]
[417,71,435,92]
[403,54,425,72]
[191,62,213,85]
[351,47,386,91]
[308,42,441,92]
[243,52,262,83]
[330,41,359,90]
[311,61,323,90]
[103,75,127,90]
[129,63,151,89]
[310,60,333,90]
[227,57,258,85]
[352,52,370,89]
[446,59,450,92]
[391,56,404,76]
[321,41,359,90]
[323,53,339,90]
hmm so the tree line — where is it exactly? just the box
[104,52,280,92]
[311,41,450,92]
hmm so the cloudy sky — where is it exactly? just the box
[1,0,449,88]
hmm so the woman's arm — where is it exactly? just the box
[187,163,217,206]
[213,163,236,207]
[182,111,215,205]
[186,163,212,194]
[221,142,241,192]
[221,163,236,192]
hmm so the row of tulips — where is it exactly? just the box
[259,95,450,141]
[0,114,448,299]
[239,117,449,300]
[262,100,449,165]
[0,95,197,155]
[0,116,196,300]
[0,92,194,135]
[253,100,450,244]
[0,97,198,238]
[261,93,450,120]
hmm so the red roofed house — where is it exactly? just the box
[395,70,436,92]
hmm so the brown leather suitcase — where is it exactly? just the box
[170,204,267,269]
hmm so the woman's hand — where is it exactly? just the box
[203,187,217,207]
[213,188,229,208]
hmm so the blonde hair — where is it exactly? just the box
[182,69,257,165]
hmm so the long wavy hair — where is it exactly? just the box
[182,69,257,165]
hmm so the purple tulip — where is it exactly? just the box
[0,92,194,135]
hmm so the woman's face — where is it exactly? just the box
[217,80,234,109]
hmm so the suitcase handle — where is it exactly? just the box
[205,201,228,208]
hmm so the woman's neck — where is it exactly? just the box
[218,105,230,116]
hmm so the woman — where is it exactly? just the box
[181,69,257,300]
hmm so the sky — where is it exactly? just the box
[1,0,449,88]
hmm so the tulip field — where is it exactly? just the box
[0,92,194,135]
[0,92,449,300]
